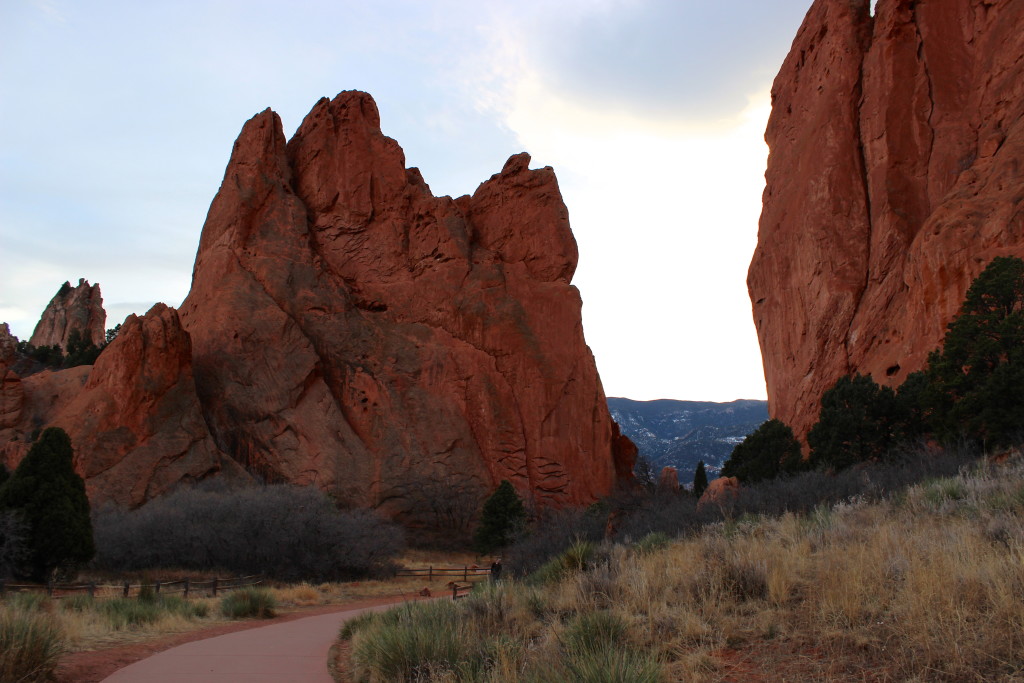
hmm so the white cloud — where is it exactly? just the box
[458,7,774,400]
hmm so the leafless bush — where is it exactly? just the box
[92,484,405,580]
[504,507,605,577]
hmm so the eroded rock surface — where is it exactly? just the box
[177,91,632,514]
[29,279,106,349]
[14,305,242,506]
[749,0,1024,441]
[1,92,631,512]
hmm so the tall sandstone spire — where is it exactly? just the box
[178,91,634,515]
[29,279,106,349]
[749,0,1024,442]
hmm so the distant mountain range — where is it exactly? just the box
[607,398,768,487]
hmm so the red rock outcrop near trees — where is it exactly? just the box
[29,279,106,349]
[1,91,632,513]
[2,305,245,506]
[749,0,1024,442]
[177,91,633,515]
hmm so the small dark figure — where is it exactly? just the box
[490,559,502,580]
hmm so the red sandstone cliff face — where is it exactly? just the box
[2,305,244,505]
[0,325,22,445]
[176,91,631,514]
[29,279,106,349]
[749,0,1024,441]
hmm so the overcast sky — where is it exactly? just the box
[0,0,812,402]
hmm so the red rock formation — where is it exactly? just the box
[0,325,24,448]
[29,279,106,349]
[15,304,243,506]
[749,0,1024,442]
[696,476,739,512]
[177,91,632,515]
[657,466,680,494]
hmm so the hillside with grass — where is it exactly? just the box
[338,454,1024,681]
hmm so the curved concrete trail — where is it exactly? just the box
[100,603,394,682]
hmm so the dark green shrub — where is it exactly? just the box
[722,419,803,483]
[0,427,94,581]
[808,375,905,470]
[220,588,276,619]
[473,480,526,554]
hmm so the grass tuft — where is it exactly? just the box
[0,607,65,683]
[219,588,276,619]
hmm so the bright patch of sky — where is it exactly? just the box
[0,0,812,402]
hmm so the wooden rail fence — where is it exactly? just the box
[394,565,493,582]
[0,574,263,599]
[394,565,495,600]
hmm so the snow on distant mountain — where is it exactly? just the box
[607,398,768,486]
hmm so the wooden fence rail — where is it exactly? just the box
[0,574,263,599]
[394,565,493,582]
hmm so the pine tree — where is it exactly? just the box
[808,375,905,470]
[920,256,1024,447]
[692,461,708,497]
[0,427,94,581]
[722,419,803,483]
[473,480,526,555]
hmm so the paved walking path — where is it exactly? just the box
[100,603,394,683]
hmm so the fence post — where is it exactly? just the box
[184,578,190,598]
[212,578,219,597]
[429,566,432,581]
[88,582,95,598]
[452,583,458,601]
[155,580,161,595]
[463,566,468,581]
[123,581,130,597]
[46,581,54,597]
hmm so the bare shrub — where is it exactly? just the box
[504,507,604,577]
[92,484,404,580]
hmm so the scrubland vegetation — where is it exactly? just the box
[92,483,405,581]
[341,455,1024,681]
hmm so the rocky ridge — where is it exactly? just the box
[749,0,1024,441]
[1,91,633,515]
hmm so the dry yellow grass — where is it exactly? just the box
[340,458,1024,682]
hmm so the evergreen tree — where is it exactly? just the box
[473,480,526,555]
[0,427,94,580]
[722,419,803,483]
[920,256,1024,447]
[692,461,708,497]
[808,374,905,470]
[63,328,101,367]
